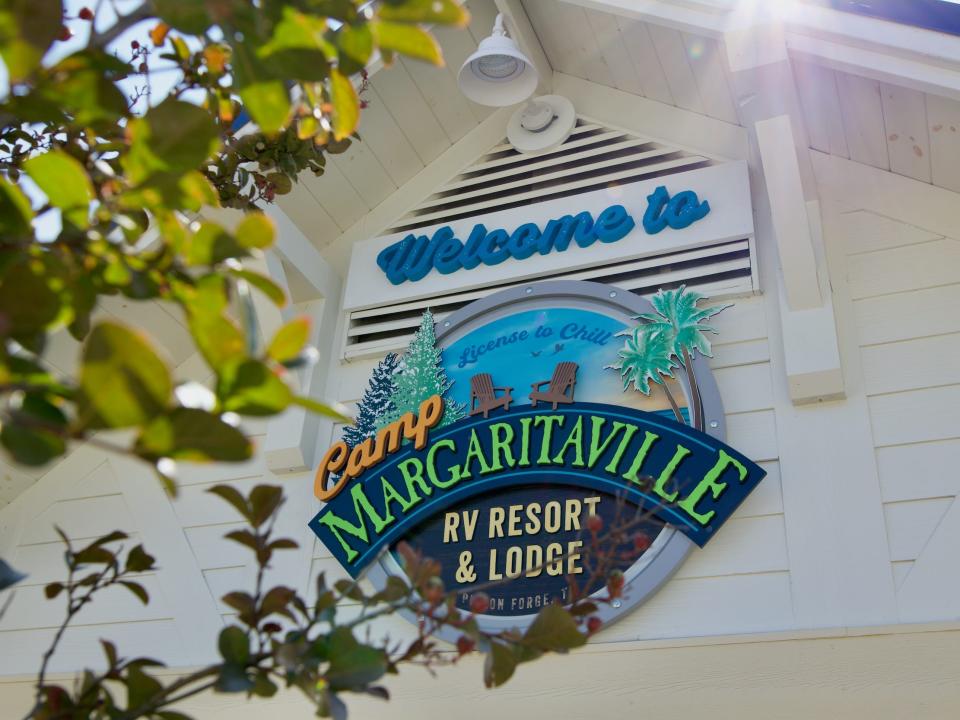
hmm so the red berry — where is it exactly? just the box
[78,7,94,20]
[469,592,490,614]
[139,62,148,73]
[262,622,282,634]
[586,514,603,533]
[456,635,475,655]
[633,532,651,552]
[131,40,140,50]
[58,26,72,41]
[586,616,602,634]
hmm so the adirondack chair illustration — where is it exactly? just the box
[529,362,579,410]
[468,373,514,418]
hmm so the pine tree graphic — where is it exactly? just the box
[379,309,466,430]
[342,352,399,448]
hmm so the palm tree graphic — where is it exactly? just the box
[608,286,730,430]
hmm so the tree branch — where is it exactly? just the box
[89,4,153,49]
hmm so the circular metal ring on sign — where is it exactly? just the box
[365,280,726,641]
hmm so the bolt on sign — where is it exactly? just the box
[310,281,766,636]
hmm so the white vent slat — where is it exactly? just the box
[615,257,751,292]
[343,270,753,362]
[463,130,633,174]
[399,156,709,228]
[347,241,750,339]
[349,286,495,321]
[348,238,748,331]
[440,138,659,193]
[415,147,678,212]
[349,310,454,338]
[484,124,604,154]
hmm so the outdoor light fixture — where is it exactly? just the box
[458,13,538,107]
[458,14,575,154]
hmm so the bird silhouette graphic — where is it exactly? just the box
[551,343,565,355]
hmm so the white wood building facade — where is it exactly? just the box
[3,1,960,716]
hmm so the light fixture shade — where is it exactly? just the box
[458,31,538,107]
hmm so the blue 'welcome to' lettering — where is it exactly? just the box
[376,187,710,285]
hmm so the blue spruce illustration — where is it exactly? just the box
[342,352,400,448]
[379,309,466,430]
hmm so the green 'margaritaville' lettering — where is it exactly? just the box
[317,412,751,564]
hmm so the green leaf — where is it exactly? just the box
[235,213,275,250]
[41,52,129,126]
[336,23,373,75]
[371,21,443,65]
[378,0,469,25]
[259,7,333,81]
[483,641,517,688]
[218,626,250,664]
[157,712,194,720]
[101,639,118,667]
[0,0,62,80]
[217,663,254,693]
[125,99,221,184]
[72,545,116,565]
[0,177,33,238]
[24,150,93,229]
[291,395,351,422]
[0,558,26,591]
[125,545,156,573]
[119,580,150,605]
[217,360,292,416]
[259,585,295,618]
[44,582,63,599]
[77,322,172,429]
[185,222,248,266]
[126,666,163,709]
[123,171,219,214]
[249,485,283,527]
[0,252,67,340]
[221,591,256,625]
[187,311,246,372]
[229,269,285,306]
[267,317,310,363]
[329,69,359,141]
[232,43,290,134]
[223,529,258,552]
[522,603,586,653]
[326,627,388,691]
[153,0,211,34]
[0,422,64,466]
[207,485,251,521]
[136,408,252,462]
[251,671,278,698]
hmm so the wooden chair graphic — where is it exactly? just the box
[468,373,514,418]
[529,362,578,410]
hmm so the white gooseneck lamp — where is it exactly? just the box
[458,13,576,154]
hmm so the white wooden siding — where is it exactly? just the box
[827,198,960,621]
[794,61,960,196]
[523,2,738,124]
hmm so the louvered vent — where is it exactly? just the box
[343,120,756,361]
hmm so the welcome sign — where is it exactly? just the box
[312,281,766,629]
[342,162,754,311]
